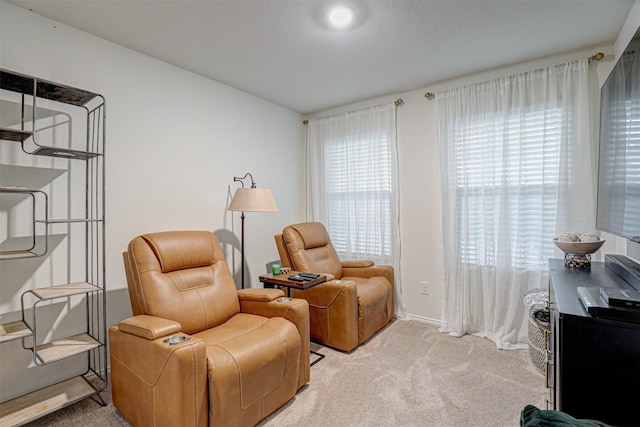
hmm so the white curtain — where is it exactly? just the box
[437,59,596,349]
[306,102,406,319]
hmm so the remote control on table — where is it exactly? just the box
[299,272,320,279]
[288,275,304,282]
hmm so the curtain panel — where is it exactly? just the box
[306,102,406,318]
[436,60,596,349]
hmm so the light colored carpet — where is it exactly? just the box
[24,320,546,426]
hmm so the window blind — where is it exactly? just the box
[454,108,564,270]
[324,135,393,260]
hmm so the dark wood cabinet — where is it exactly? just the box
[548,259,640,427]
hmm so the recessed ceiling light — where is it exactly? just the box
[328,6,353,28]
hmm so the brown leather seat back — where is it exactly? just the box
[274,233,293,269]
[282,222,343,279]
[124,230,240,334]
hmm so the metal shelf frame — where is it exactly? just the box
[0,68,107,426]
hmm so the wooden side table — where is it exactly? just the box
[259,271,327,297]
[259,271,327,365]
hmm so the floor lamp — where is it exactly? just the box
[228,173,278,289]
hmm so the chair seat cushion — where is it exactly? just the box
[193,313,300,411]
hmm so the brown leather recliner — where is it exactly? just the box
[274,222,394,352]
[109,230,310,427]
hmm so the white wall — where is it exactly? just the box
[0,0,305,401]
[2,0,639,403]
[307,1,640,323]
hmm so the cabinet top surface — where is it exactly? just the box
[549,259,640,326]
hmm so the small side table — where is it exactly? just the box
[259,271,327,366]
[259,271,327,297]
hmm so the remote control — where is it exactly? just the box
[288,275,304,282]
[299,272,320,279]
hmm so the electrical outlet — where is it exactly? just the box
[420,281,430,295]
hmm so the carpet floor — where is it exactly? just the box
[23,320,547,426]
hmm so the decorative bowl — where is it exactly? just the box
[553,239,605,255]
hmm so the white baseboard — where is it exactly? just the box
[405,314,441,326]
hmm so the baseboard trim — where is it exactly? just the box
[405,314,441,326]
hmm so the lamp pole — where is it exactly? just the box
[234,173,254,289]
[228,173,277,289]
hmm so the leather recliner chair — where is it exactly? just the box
[274,222,394,352]
[109,230,310,427]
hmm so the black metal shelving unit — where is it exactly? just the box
[0,68,107,426]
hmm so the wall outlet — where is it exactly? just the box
[420,281,430,295]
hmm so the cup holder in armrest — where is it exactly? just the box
[276,297,292,303]
[163,335,192,346]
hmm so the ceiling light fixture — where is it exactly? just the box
[328,6,353,28]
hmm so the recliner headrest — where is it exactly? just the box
[142,230,216,273]
[289,222,330,249]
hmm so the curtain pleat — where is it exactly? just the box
[306,103,406,319]
[437,60,595,349]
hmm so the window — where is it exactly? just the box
[454,108,564,271]
[324,135,393,260]
[306,102,399,268]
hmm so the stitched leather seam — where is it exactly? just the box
[214,323,287,410]
[306,286,346,309]
[262,323,288,388]
[278,299,305,317]
[129,249,149,314]
[111,345,188,386]
[190,345,199,426]
[166,266,215,292]
[197,285,208,329]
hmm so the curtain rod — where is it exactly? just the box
[303,98,404,124]
[424,51,605,101]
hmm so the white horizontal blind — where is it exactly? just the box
[324,135,392,260]
[454,108,564,271]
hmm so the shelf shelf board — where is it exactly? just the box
[1,69,100,106]
[0,127,32,142]
[0,376,97,426]
[0,165,67,191]
[36,218,103,224]
[35,333,101,364]
[30,145,101,160]
[30,282,99,300]
[0,321,32,344]
[0,250,38,260]
[0,186,38,193]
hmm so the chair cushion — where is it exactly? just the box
[127,231,240,334]
[520,404,611,426]
[283,223,343,279]
[291,222,331,249]
[142,231,217,273]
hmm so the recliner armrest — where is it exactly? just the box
[237,287,285,302]
[342,264,394,287]
[118,314,182,340]
[237,288,310,343]
[342,260,374,268]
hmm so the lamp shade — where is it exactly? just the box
[228,188,278,213]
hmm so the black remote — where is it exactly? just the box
[288,275,304,282]
[299,272,319,279]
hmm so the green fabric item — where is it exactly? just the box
[520,404,612,427]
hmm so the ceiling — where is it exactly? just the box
[6,0,635,115]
